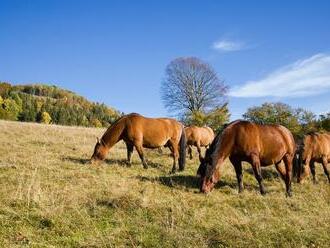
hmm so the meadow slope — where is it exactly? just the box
[0,120,329,247]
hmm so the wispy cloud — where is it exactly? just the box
[212,39,245,52]
[230,53,330,97]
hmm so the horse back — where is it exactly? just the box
[229,122,295,164]
[185,126,214,146]
[124,114,183,147]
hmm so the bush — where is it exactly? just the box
[40,111,52,124]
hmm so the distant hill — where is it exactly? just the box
[0,82,121,127]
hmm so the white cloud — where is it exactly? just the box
[230,53,330,97]
[212,39,245,52]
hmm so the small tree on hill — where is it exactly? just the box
[40,111,52,124]
[91,118,102,128]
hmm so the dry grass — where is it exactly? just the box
[0,120,329,247]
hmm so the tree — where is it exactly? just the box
[40,111,52,124]
[161,57,228,120]
[184,103,230,131]
[91,118,102,128]
[243,102,316,137]
[317,113,330,131]
[0,97,21,120]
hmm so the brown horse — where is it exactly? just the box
[185,126,214,160]
[296,132,330,184]
[197,120,295,196]
[91,113,186,173]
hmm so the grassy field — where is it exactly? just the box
[0,120,329,247]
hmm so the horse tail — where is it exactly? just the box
[293,143,303,182]
[297,147,304,182]
[293,150,299,179]
[178,125,186,171]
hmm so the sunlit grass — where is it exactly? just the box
[0,120,329,247]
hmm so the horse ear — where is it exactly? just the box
[96,137,100,144]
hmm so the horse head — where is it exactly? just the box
[90,137,108,163]
[197,148,220,193]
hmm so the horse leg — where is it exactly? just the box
[251,153,266,195]
[167,145,176,173]
[283,154,293,197]
[196,142,203,162]
[310,161,316,184]
[169,143,179,174]
[188,145,193,160]
[275,161,286,181]
[125,142,134,166]
[134,144,148,169]
[321,156,330,183]
[299,154,312,183]
[230,157,244,193]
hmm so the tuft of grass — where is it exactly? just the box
[0,120,329,247]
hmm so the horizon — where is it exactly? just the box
[1,1,330,119]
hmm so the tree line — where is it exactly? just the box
[0,82,121,127]
[161,57,330,137]
[2,57,329,137]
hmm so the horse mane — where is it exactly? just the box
[101,115,127,141]
[206,120,243,158]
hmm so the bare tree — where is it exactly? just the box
[161,57,228,117]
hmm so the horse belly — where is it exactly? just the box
[142,135,168,148]
[260,146,286,165]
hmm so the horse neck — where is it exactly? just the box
[207,130,233,177]
[102,119,126,150]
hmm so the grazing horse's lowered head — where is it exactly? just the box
[197,133,222,193]
[91,137,108,162]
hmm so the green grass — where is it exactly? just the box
[0,120,329,247]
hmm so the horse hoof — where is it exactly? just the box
[286,191,293,197]
[143,165,148,169]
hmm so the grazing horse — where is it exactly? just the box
[296,132,330,184]
[185,126,214,161]
[91,113,186,173]
[197,120,295,196]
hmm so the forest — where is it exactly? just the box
[0,82,121,127]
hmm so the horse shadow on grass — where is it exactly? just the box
[62,156,90,165]
[62,156,165,170]
[105,159,165,170]
[63,156,130,167]
[244,167,280,180]
[136,174,237,191]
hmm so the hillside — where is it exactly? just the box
[0,82,121,127]
[0,120,329,247]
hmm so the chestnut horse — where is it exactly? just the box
[185,126,214,160]
[296,132,330,184]
[91,113,186,173]
[197,120,295,196]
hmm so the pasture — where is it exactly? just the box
[0,120,329,247]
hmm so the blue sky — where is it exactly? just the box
[1,0,330,119]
